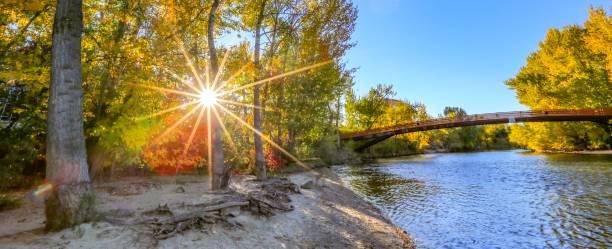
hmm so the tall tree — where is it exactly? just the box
[252,0,268,180]
[505,7,612,151]
[207,0,228,190]
[45,0,95,230]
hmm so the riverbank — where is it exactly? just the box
[0,167,413,248]
[361,149,612,162]
[540,149,612,155]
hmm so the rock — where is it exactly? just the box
[175,186,186,193]
[301,180,315,189]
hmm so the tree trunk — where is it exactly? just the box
[336,96,341,149]
[207,0,228,190]
[45,0,95,231]
[253,0,267,180]
[288,124,295,153]
[274,48,288,161]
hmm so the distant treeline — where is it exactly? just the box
[341,85,513,157]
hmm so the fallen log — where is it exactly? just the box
[137,177,301,240]
[156,200,249,224]
[143,200,249,240]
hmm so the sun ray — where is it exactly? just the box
[156,105,201,141]
[206,106,213,176]
[162,68,203,94]
[136,100,200,120]
[177,39,207,91]
[211,106,238,154]
[211,49,231,91]
[200,62,209,88]
[214,62,252,92]
[216,103,317,173]
[128,83,201,98]
[138,43,332,180]
[221,60,332,95]
[217,99,276,112]
[183,106,206,154]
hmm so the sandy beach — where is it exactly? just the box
[0,168,413,249]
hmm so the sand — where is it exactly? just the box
[0,168,413,249]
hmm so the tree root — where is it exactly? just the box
[136,177,300,240]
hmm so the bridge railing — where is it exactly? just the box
[341,108,611,139]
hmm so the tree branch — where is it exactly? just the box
[0,4,51,56]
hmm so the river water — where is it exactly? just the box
[333,151,611,248]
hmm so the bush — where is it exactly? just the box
[0,194,22,211]
[0,133,44,190]
[367,137,420,157]
[316,135,360,165]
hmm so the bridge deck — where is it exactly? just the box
[341,109,612,141]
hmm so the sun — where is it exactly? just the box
[132,41,331,174]
[198,88,218,107]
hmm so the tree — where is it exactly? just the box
[439,107,485,152]
[0,1,54,189]
[351,84,395,129]
[585,8,612,79]
[207,0,229,190]
[234,0,356,168]
[505,7,612,151]
[1,0,359,191]
[45,0,95,230]
[251,0,268,180]
[443,107,467,119]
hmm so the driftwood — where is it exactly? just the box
[135,177,301,240]
[156,200,249,224]
[146,200,249,240]
[243,177,300,216]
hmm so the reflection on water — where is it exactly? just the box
[334,151,612,249]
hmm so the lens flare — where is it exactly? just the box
[31,183,53,203]
[199,88,218,107]
[136,40,331,177]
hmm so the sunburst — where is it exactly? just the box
[133,41,331,176]
[198,88,218,107]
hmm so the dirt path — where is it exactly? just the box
[0,168,413,249]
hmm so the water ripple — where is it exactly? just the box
[334,151,612,249]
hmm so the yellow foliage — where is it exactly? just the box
[505,7,612,151]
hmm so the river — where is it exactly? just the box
[333,151,611,248]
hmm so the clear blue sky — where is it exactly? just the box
[346,0,610,116]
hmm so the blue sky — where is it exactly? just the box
[346,0,610,116]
